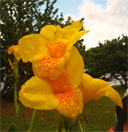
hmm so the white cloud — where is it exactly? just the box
[65,0,128,49]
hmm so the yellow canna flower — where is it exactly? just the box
[8,45,21,61]
[19,47,84,118]
[17,21,89,80]
[19,46,123,118]
[10,21,122,119]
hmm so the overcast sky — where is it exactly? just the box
[54,0,128,49]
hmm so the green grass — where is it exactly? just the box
[1,86,126,132]
[84,97,116,131]
[83,85,126,131]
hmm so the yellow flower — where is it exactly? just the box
[19,47,84,118]
[8,45,21,61]
[9,21,122,118]
[17,21,89,80]
[19,47,123,118]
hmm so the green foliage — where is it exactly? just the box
[85,35,128,87]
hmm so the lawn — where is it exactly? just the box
[1,86,126,132]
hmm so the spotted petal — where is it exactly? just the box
[54,89,83,118]
[43,47,84,92]
[33,57,65,80]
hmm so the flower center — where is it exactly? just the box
[46,40,67,58]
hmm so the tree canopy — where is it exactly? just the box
[85,35,128,88]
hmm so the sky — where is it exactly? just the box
[54,0,128,49]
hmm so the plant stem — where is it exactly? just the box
[28,109,37,132]
[16,103,20,130]
[79,120,84,132]
[21,103,28,129]
[13,58,20,130]
[14,58,18,111]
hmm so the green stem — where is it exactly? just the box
[16,103,20,130]
[79,120,84,132]
[13,58,20,130]
[14,58,18,110]
[21,103,28,129]
[28,109,37,132]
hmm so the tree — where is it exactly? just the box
[85,35,128,88]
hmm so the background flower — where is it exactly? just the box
[8,45,21,61]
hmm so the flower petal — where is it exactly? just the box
[8,45,21,60]
[67,30,89,53]
[40,25,56,42]
[55,21,84,40]
[33,44,84,81]
[19,76,58,110]
[66,46,84,88]
[18,34,50,63]
[33,57,65,80]
[64,21,83,31]
[54,89,83,118]
[80,73,123,108]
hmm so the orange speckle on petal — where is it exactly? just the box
[33,57,65,79]
[46,40,67,58]
[55,91,76,106]
[54,89,83,118]
[46,73,72,93]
